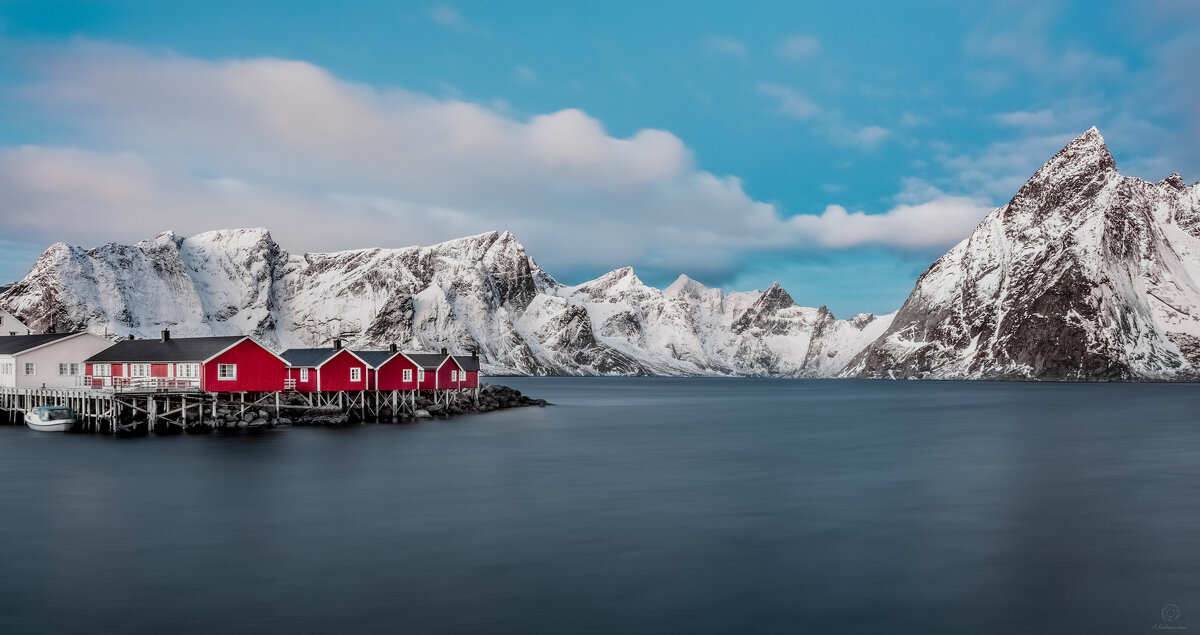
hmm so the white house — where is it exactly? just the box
[0,309,31,336]
[0,332,115,389]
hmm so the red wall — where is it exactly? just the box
[377,355,420,391]
[151,364,169,378]
[417,364,439,390]
[435,358,462,390]
[317,349,369,392]
[202,338,287,392]
[460,370,479,389]
[287,366,319,392]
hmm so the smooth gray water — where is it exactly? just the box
[1,378,1198,634]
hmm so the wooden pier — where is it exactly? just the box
[0,385,480,435]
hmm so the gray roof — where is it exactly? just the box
[354,350,397,369]
[453,355,480,372]
[0,332,82,355]
[280,348,338,368]
[85,336,245,363]
[407,353,448,370]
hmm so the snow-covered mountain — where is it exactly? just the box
[5,127,1196,379]
[0,228,891,376]
[847,127,1200,380]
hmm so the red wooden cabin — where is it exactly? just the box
[354,346,421,391]
[280,343,370,392]
[83,331,287,392]
[452,354,481,388]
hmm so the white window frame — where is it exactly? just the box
[1,362,13,375]
[451,370,458,381]
[350,367,362,382]
[130,363,151,378]
[70,363,80,376]
[417,369,425,382]
[24,362,35,376]
[402,368,412,382]
[218,364,237,381]
[176,363,199,379]
[93,363,111,377]
[300,368,309,382]
[58,363,69,375]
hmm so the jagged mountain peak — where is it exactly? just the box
[1159,173,1187,192]
[1000,127,1120,226]
[664,274,712,298]
[759,282,795,306]
[850,128,1200,380]
[1037,127,1116,178]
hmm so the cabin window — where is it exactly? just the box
[403,369,412,382]
[59,363,80,375]
[300,368,309,382]
[176,363,199,378]
[451,370,458,381]
[58,363,68,375]
[130,363,151,377]
[218,364,237,380]
[417,369,425,382]
[93,363,111,377]
[351,367,362,382]
[24,363,35,376]
[1,363,13,375]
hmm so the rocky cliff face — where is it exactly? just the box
[847,128,1200,379]
[0,228,891,376]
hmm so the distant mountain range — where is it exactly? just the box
[2,128,1198,379]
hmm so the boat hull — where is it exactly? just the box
[24,413,75,432]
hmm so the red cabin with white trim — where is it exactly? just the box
[280,345,370,392]
[84,331,287,392]
[452,354,481,389]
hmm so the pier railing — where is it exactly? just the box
[82,376,202,392]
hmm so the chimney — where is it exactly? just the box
[440,347,448,355]
[161,329,171,343]
[389,343,397,354]
[127,334,135,340]
[334,339,342,350]
[472,350,479,360]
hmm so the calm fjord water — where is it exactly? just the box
[1,377,1198,634]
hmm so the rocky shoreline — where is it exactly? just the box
[287,383,549,427]
[97,383,548,436]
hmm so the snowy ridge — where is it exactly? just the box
[0,229,891,376]
[847,128,1200,380]
[6,127,1194,379]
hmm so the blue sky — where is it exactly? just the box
[0,1,1197,317]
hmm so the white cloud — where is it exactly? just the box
[789,182,992,249]
[995,109,1056,128]
[757,82,890,150]
[2,42,986,285]
[705,36,749,59]
[756,83,820,120]
[900,112,933,127]
[846,125,890,150]
[428,4,463,28]
[514,65,537,85]
[777,35,821,61]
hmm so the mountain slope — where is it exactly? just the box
[847,128,1200,379]
[0,229,891,376]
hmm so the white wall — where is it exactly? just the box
[0,310,31,336]
[11,333,115,389]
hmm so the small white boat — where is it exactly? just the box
[25,406,76,432]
